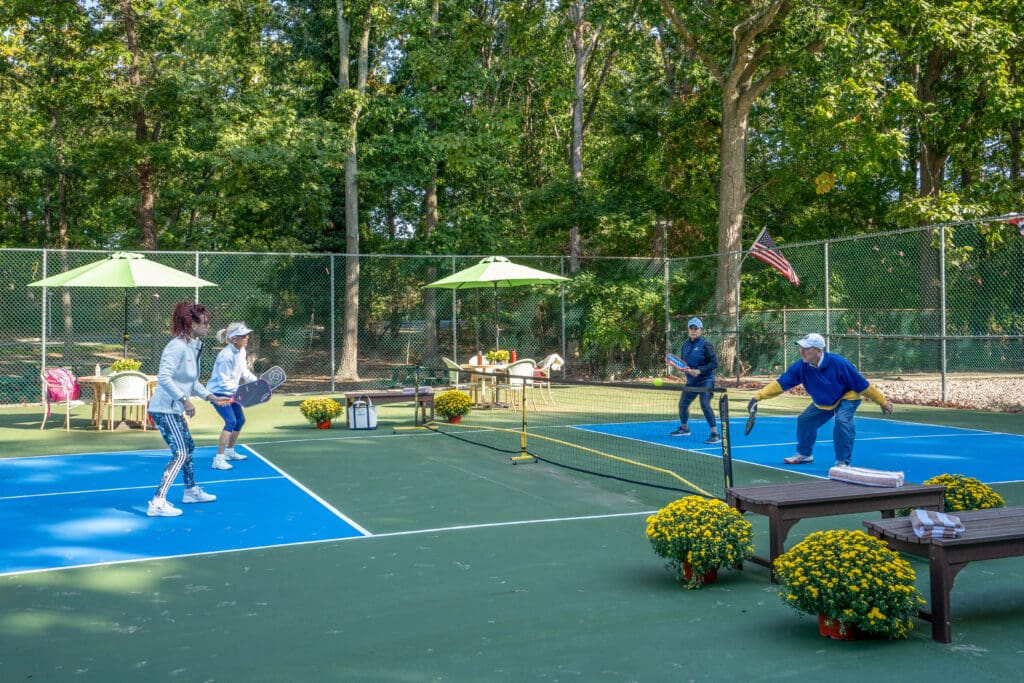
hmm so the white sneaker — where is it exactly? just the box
[182,486,217,504]
[212,456,233,470]
[225,450,247,461]
[147,498,183,517]
[783,453,814,465]
[833,461,851,469]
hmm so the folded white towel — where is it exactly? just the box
[828,465,905,488]
[910,509,964,539]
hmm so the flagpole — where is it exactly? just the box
[740,226,767,268]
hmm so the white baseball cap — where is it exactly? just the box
[687,317,703,329]
[796,333,826,349]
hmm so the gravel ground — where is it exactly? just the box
[726,375,1024,413]
[870,377,1024,413]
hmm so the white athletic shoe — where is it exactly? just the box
[147,498,183,517]
[783,453,814,465]
[212,456,233,470]
[833,461,851,469]
[225,450,247,461]
[182,486,217,504]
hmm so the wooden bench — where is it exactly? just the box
[864,507,1024,643]
[727,480,946,582]
[343,390,435,425]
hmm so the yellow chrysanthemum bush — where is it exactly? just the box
[434,390,473,419]
[774,529,924,639]
[299,397,344,424]
[645,496,754,588]
[110,358,142,372]
[898,473,1004,516]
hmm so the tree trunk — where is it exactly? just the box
[715,94,748,374]
[335,3,371,381]
[423,172,439,361]
[118,0,157,249]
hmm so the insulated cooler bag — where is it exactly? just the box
[347,396,377,430]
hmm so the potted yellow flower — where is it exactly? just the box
[485,349,510,365]
[899,473,1004,515]
[110,358,142,372]
[299,397,344,428]
[645,496,753,588]
[775,529,924,639]
[435,389,472,423]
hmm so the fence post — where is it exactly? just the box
[330,253,336,392]
[940,225,947,402]
[824,241,830,348]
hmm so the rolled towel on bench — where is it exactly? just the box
[910,509,965,539]
[828,465,905,488]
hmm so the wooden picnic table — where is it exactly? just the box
[727,480,946,581]
[864,506,1024,643]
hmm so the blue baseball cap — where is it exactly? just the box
[687,317,703,329]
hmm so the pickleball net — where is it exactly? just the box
[424,375,733,499]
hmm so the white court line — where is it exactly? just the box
[243,444,373,537]
[0,475,281,502]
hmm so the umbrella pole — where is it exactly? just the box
[123,290,129,358]
[494,283,499,350]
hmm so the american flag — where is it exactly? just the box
[749,228,800,286]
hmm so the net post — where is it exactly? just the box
[718,390,733,494]
[510,372,537,465]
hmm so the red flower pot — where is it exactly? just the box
[316,419,331,429]
[818,614,859,640]
[682,562,718,585]
[447,415,462,424]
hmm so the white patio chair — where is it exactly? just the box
[502,359,536,412]
[535,353,564,405]
[106,370,150,430]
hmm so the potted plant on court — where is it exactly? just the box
[774,529,924,640]
[485,349,510,365]
[299,397,343,428]
[898,473,1004,516]
[645,496,753,588]
[435,389,472,423]
[110,358,142,372]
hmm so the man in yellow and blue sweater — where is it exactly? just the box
[748,333,894,467]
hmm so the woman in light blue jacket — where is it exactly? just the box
[207,321,258,470]
[146,302,231,518]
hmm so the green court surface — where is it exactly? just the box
[2,394,1023,682]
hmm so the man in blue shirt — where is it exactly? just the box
[669,317,721,444]
[749,333,894,467]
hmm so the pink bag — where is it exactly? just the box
[43,368,82,402]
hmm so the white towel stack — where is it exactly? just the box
[909,509,965,539]
[828,465,905,488]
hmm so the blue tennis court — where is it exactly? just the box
[576,416,1024,485]
[0,445,369,576]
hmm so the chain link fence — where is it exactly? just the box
[3,220,1021,407]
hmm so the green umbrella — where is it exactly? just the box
[424,256,568,349]
[29,252,217,357]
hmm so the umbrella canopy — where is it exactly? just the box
[28,251,216,289]
[424,256,568,349]
[29,252,217,356]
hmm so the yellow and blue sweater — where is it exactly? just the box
[754,352,887,409]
